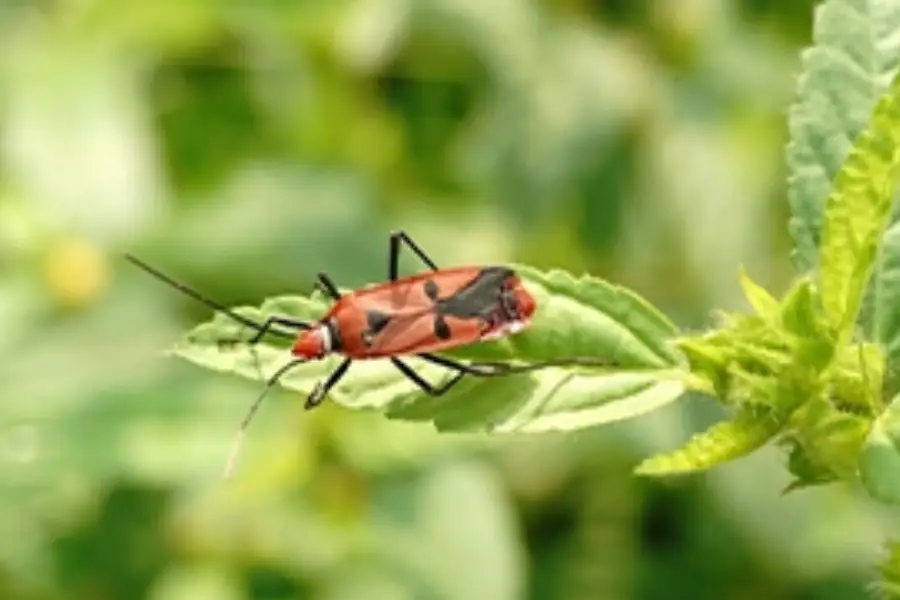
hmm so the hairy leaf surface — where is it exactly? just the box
[787,0,900,272]
[634,412,784,476]
[818,72,900,338]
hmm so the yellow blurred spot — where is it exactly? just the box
[314,465,369,522]
[42,237,109,309]
[653,0,714,40]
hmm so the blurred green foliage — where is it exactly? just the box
[0,0,892,599]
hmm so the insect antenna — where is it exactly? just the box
[224,357,306,479]
[124,253,293,340]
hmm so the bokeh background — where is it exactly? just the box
[1,0,894,599]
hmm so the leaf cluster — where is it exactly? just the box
[173,66,900,501]
[639,65,900,492]
[165,1,900,592]
[639,272,884,488]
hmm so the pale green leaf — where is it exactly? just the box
[787,0,900,272]
[861,219,900,369]
[818,71,900,337]
[171,265,687,433]
[860,393,900,504]
[634,411,784,476]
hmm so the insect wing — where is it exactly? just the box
[365,312,486,357]
[341,267,513,358]
[367,268,489,305]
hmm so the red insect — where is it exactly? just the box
[126,230,608,475]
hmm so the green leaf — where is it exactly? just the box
[866,226,900,369]
[830,341,885,414]
[674,279,835,412]
[786,0,900,272]
[777,277,838,372]
[171,265,688,433]
[857,197,900,373]
[783,439,839,492]
[860,392,900,504]
[674,311,793,410]
[778,277,821,338]
[738,266,778,320]
[784,397,873,484]
[673,336,730,399]
[634,411,784,476]
[818,71,900,338]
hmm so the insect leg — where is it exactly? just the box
[391,357,466,396]
[389,229,439,280]
[305,358,353,409]
[316,272,342,301]
[417,353,615,376]
[416,353,510,376]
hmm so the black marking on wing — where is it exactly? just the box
[423,279,440,301]
[365,310,393,344]
[434,315,452,340]
[437,266,514,320]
